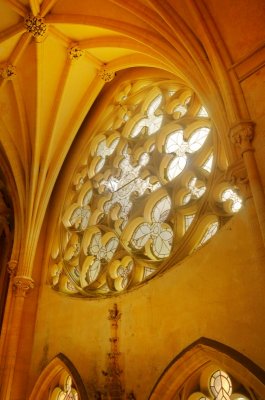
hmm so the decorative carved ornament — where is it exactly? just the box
[24,15,47,39]
[99,304,135,399]
[98,67,115,82]
[225,159,251,200]
[13,276,34,296]
[229,121,255,155]
[68,46,84,60]
[0,64,16,80]
[7,260,18,275]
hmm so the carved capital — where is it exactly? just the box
[225,159,251,200]
[229,121,255,155]
[13,276,34,297]
[0,64,16,80]
[98,67,115,82]
[68,45,84,60]
[7,260,18,275]
[24,15,47,40]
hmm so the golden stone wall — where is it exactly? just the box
[0,0,265,399]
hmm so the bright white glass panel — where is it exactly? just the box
[131,223,151,249]
[202,154,213,172]
[210,370,232,400]
[152,226,173,258]
[89,259,101,282]
[164,130,185,154]
[197,106,208,117]
[185,214,195,231]
[152,196,171,222]
[188,127,210,152]
[174,104,187,117]
[222,189,242,212]
[147,95,162,116]
[198,221,219,247]
[167,155,187,180]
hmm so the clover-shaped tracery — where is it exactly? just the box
[123,193,173,260]
[62,182,93,231]
[50,261,63,286]
[221,188,242,213]
[109,256,134,291]
[97,148,160,226]
[72,167,87,191]
[182,177,206,205]
[166,90,192,119]
[63,233,81,262]
[58,273,79,295]
[129,93,163,138]
[114,83,132,103]
[81,227,119,286]
[89,132,120,177]
[65,205,91,231]
[210,370,232,400]
[113,104,131,128]
[159,125,210,181]
[50,371,78,400]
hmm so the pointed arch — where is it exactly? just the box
[29,353,88,400]
[149,338,265,400]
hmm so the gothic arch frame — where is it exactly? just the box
[29,353,88,400]
[149,338,265,400]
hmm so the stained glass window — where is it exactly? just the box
[184,214,196,231]
[197,106,209,117]
[50,79,243,297]
[187,368,250,400]
[222,188,242,213]
[50,372,78,400]
[202,154,213,173]
[197,221,219,248]
[210,370,232,400]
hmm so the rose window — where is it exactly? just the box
[50,79,243,297]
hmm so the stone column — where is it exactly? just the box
[0,261,17,366]
[230,121,265,245]
[0,276,34,400]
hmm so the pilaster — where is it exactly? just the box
[229,121,265,245]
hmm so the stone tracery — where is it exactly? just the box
[187,368,249,400]
[50,79,243,297]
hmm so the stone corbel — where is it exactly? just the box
[229,120,255,156]
[13,276,34,297]
[0,64,16,81]
[7,260,18,275]
[225,158,251,200]
[229,120,265,245]
[68,45,84,61]
[98,66,116,82]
